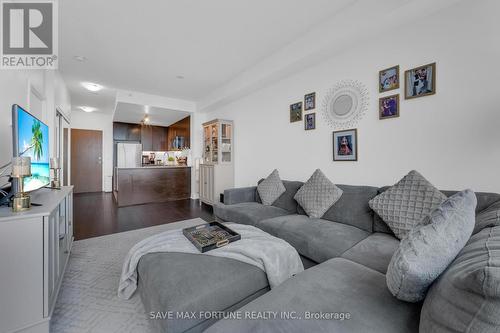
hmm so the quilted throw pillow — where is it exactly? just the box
[294,169,343,218]
[386,189,477,302]
[369,170,447,239]
[257,169,286,205]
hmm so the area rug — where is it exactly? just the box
[51,218,204,333]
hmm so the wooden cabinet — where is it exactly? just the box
[141,125,153,151]
[113,122,141,141]
[0,187,73,333]
[167,116,191,150]
[114,118,190,152]
[152,125,168,151]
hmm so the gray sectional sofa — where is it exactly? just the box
[208,180,500,332]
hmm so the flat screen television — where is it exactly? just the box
[12,104,50,192]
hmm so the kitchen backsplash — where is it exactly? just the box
[142,151,191,165]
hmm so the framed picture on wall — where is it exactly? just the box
[379,94,400,119]
[304,92,316,111]
[333,129,357,161]
[304,113,316,130]
[379,65,399,93]
[405,62,436,99]
[290,102,303,123]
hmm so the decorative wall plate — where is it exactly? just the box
[321,80,369,129]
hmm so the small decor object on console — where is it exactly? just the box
[183,222,241,253]
[49,157,61,188]
[379,94,400,119]
[379,65,400,92]
[405,62,436,99]
[290,102,303,123]
[294,169,343,218]
[369,170,447,240]
[386,189,477,302]
[333,129,357,161]
[304,92,316,111]
[257,169,286,205]
[304,113,316,130]
[11,156,32,212]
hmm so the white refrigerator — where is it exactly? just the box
[116,143,142,168]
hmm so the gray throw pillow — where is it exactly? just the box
[257,169,286,206]
[386,189,477,302]
[420,225,500,332]
[369,170,447,239]
[294,169,343,218]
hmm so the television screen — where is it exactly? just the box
[12,105,50,192]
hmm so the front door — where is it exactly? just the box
[71,129,103,193]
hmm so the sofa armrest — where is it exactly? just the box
[223,186,257,205]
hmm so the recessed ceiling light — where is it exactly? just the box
[79,106,97,113]
[143,116,150,123]
[82,82,103,92]
[176,75,184,79]
[73,55,87,62]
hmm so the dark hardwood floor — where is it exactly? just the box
[73,192,214,240]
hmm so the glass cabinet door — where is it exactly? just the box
[204,126,211,163]
[211,124,218,163]
[221,123,232,163]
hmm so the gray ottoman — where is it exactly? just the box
[137,252,270,333]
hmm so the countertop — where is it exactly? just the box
[116,165,191,170]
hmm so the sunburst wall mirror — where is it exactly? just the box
[321,80,369,129]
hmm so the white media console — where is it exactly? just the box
[0,186,73,333]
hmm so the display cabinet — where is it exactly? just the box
[200,119,234,205]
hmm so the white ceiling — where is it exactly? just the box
[113,102,189,127]
[59,0,355,113]
[59,0,463,114]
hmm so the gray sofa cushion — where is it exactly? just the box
[257,180,304,213]
[298,184,378,232]
[475,201,500,233]
[322,184,378,232]
[419,226,500,332]
[214,202,289,226]
[386,189,477,302]
[341,233,400,274]
[138,253,269,333]
[256,214,369,263]
[294,169,343,218]
[257,169,286,205]
[205,258,421,333]
[369,170,447,239]
[223,186,257,205]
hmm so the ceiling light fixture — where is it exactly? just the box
[144,105,150,114]
[82,82,103,92]
[79,106,97,113]
[143,115,150,123]
[73,55,87,62]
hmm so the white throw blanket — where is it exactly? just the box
[118,223,304,299]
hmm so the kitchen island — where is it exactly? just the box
[114,166,191,207]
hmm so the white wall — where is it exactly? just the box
[70,111,114,192]
[0,70,71,179]
[204,0,500,193]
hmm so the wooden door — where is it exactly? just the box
[71,129,103,193]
